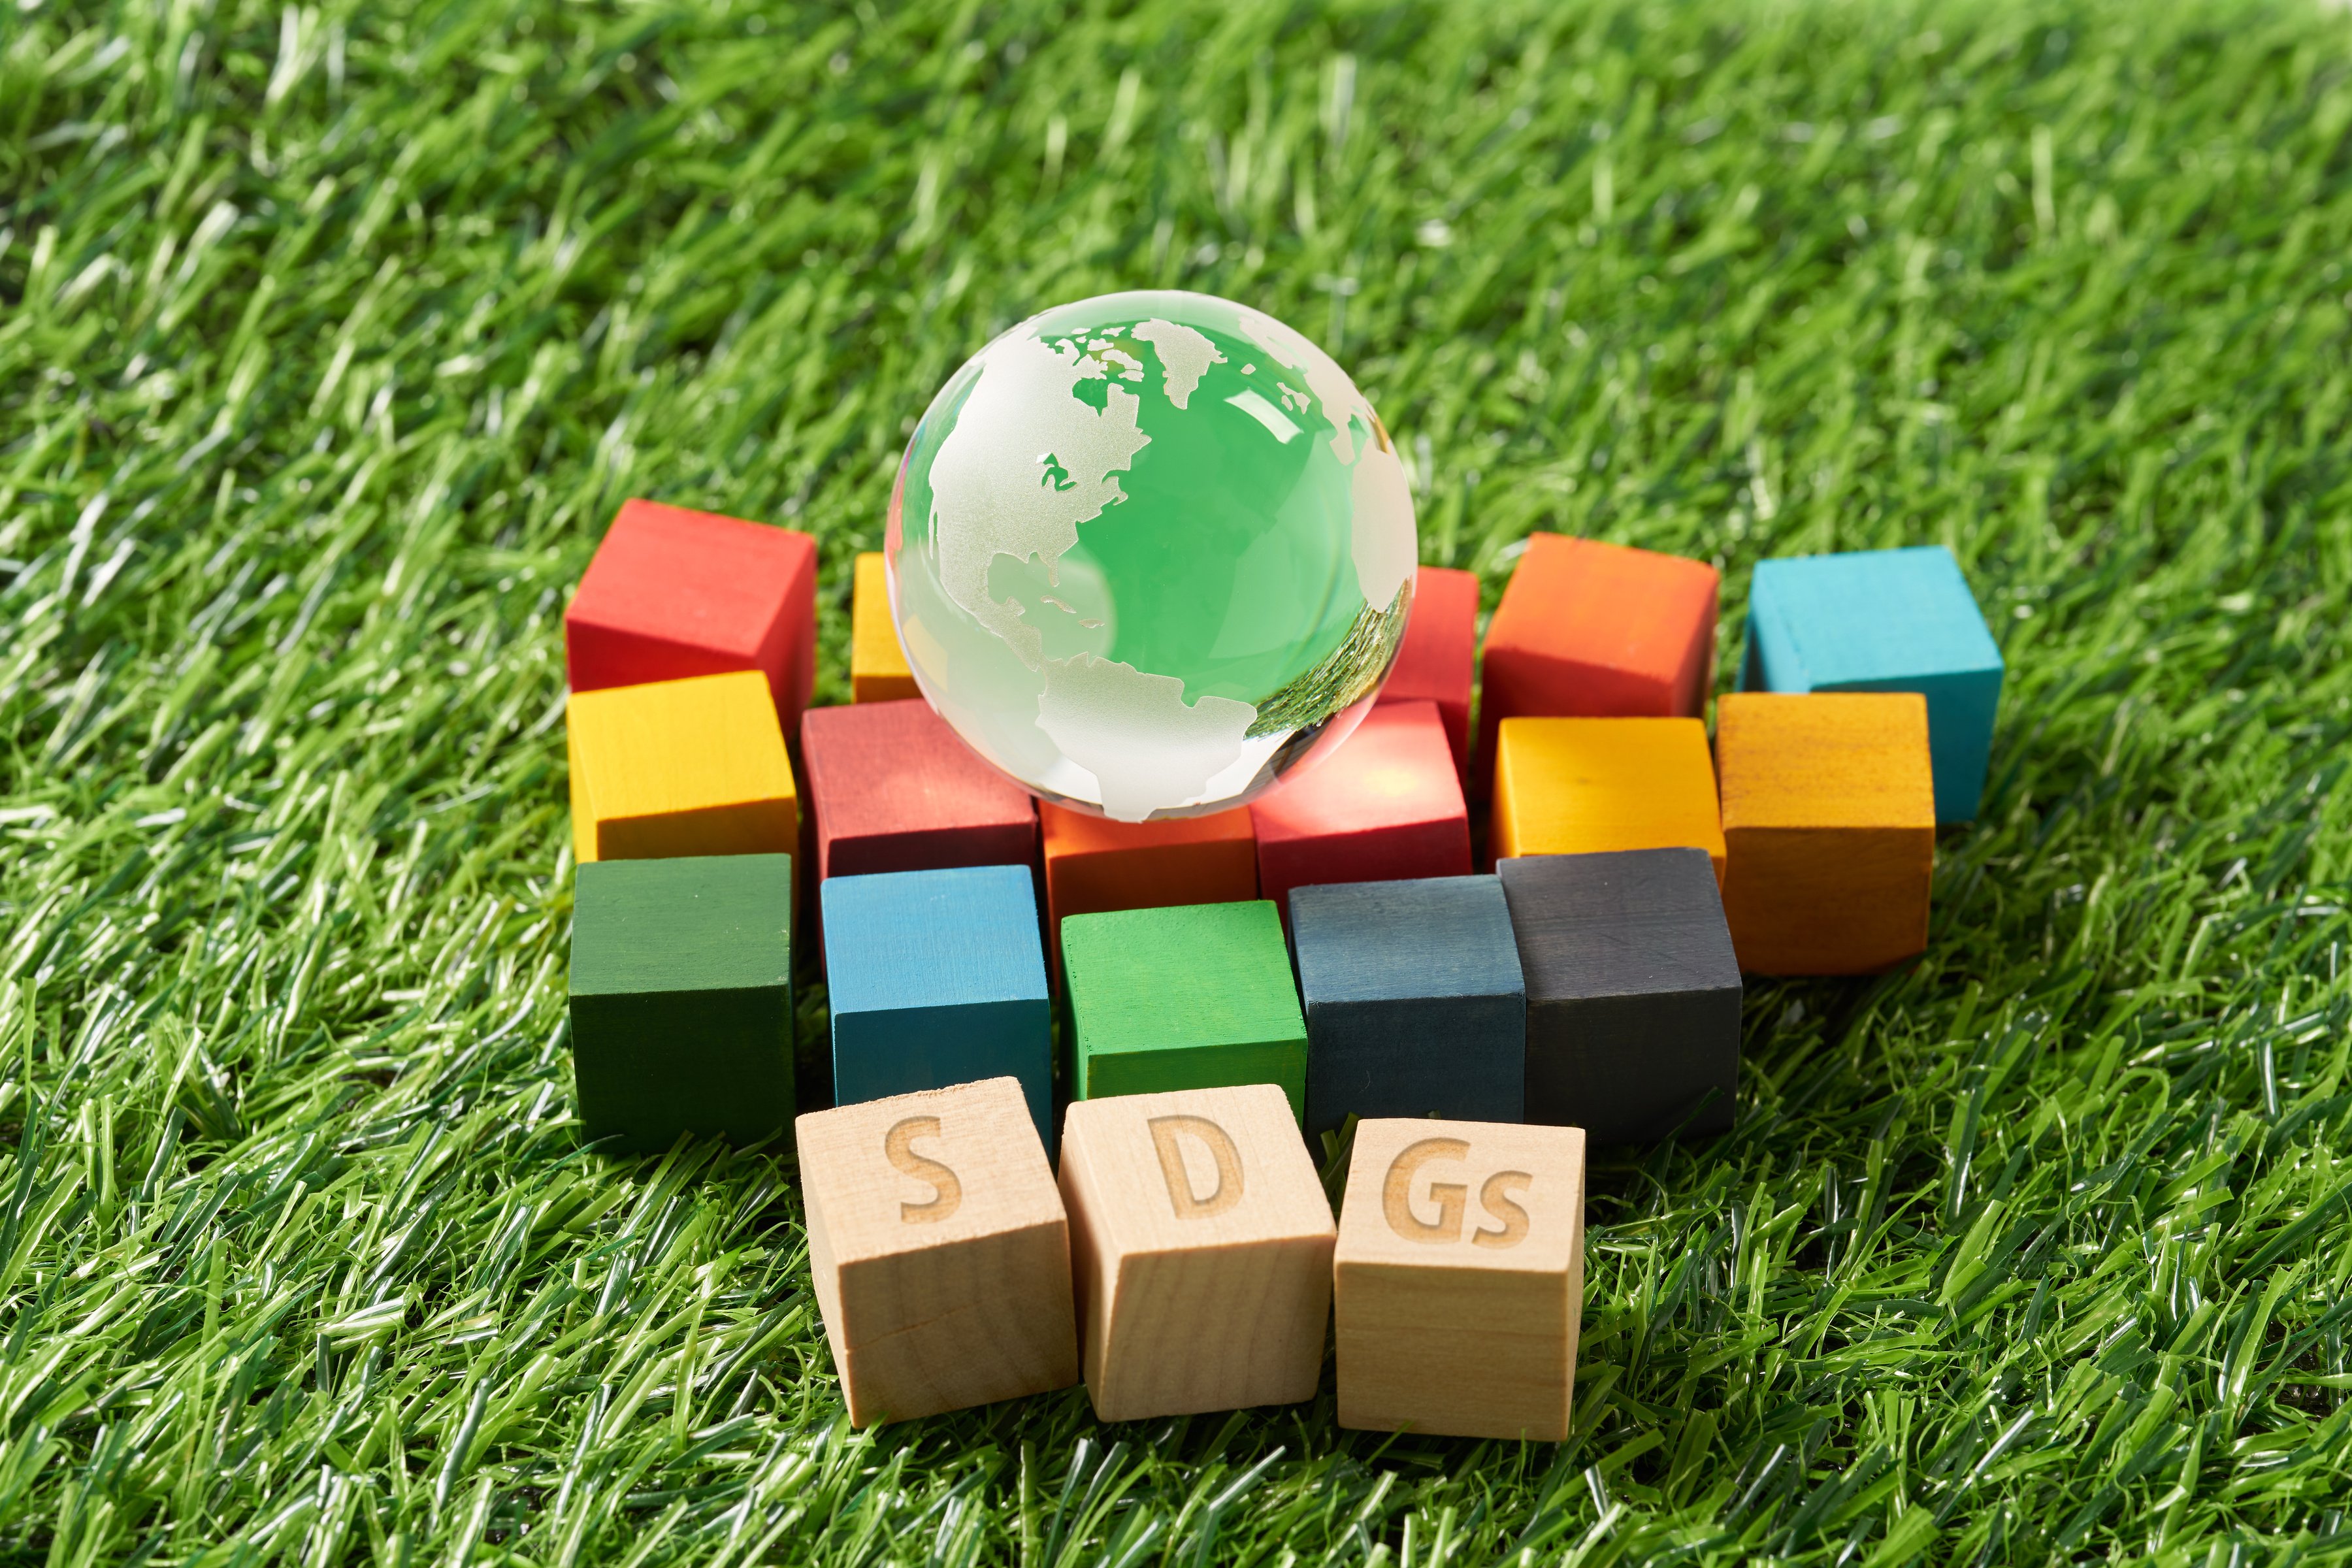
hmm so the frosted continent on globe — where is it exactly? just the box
[887,290,1418,821]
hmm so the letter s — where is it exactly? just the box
[1382,1137,1469,1243]
[885,1117,962,1223]
[1473,1170,1533,1249]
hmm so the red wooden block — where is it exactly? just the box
[1039,804,1257,943]
[1250,701,1472,919]
[1377,566,1478,787]
[802,700,1039,883]
[1473,534,1719,800]
[564,498,821,738]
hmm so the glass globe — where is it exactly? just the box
[886,289,1418,822]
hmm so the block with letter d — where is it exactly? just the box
[1335,1118,1587,1441]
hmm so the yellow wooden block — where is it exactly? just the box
[852,552,921,704]
[566,670,799,863]
[1490,716,1726,882]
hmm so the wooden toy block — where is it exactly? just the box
[1063,901,1307,1117]
[1474,534,1720,799]
[1334,1117,1586,1441]
[851,551,921,704]
[568,853,794,1152]
[1498,848,1740,1141]
[1740,545,2004,822]
[1290,876,1526,1136]
[796,1077,1080,1426]
[566,670,798,864]
[1377,565,1479,784]
[1249,701,1471,919]
[1490,716,1725,881]
[564,498,820,736]
[802,699,1037,883]
[1039,802,1256,939]
[1059,1084,1335,1420]
[822,866,1053,1145]
[1714,692,1935,975]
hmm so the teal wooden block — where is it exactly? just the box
[1062,900,1307,1119]
[568,853,794,1153]
[1739,545,2004,823]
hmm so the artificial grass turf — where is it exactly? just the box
[3,0,2352,1557]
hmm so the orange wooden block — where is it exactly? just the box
[1490,717,1725,881]
[1039,803,1257,940]
[566,671,798,864]
[851,551,921,704]
[1714,693,1935,975]
[1475,535,1720,798]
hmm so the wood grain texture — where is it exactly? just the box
[1473,534,1719,800]
[821,865,1054,1145]
[1039,802,1256,939]
[1249,700,1471,919]
[1334,1118,1586,1441]
[563,498,819,736]
[568,853,794,1152]
[1059,1084,1335,1420]
[1715,692,1935,975]
[1062,901,1307,1117]
[802,699,1036,883]
[851,551,921,704]
[1498,847,1742,1141]
[1740,545,2004,823]
[1490,716,1725,881]
[566,670,798,864]
[1376,565,1478,785]
[796,1077,1080,1426]
[1289,875,1526,1135]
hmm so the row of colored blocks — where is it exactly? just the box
[800,1076,1587,1437]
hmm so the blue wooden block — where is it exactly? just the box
[1288,875,1527,1136]
[1739,545,2003,823]
[821,864,1054,1146]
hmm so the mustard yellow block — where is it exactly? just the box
[851,552,920,704]
[1491,716,1726,882]
[567,670,799,863]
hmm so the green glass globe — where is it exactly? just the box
[887,290,1418,821]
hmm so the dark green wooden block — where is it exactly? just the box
[569,852,794,1152]
[1062,900,1307,1119]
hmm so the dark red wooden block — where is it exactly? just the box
[802,699,1039,883]
[1377,565,1478,787]
[1249,700,1472,919]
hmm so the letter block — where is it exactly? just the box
[1715,692,1935,975]
[1335,1118,1586,1441]
[1289,875,1526,1135]
[796,1077,1081,1426]
[821,865,1054,1145]
[1249,700,1471,920]
[851,551,921,704]
[1376,565,1479,785]
[1740,545,2003,823]
[568,853,794,1152]
[1039,802,1256,942]
[1499,847,1742,1141]
[802,699,1037,884]
[564,498,820,737]
[566,670,798,864]
[1474,534,1720,798]
[1490,716,1725,881]
[1060,1084,1335,1420]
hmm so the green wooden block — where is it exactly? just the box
[569,852,794,1152]
[1062,900,1308,1119]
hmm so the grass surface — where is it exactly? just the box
[5,0,2352,1560]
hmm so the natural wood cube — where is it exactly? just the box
[1060,1084,1335,1420]
[1715,692,1935,975]
[1249,700,1471,920]
[1376,565,1479,785]
[802,698,1037,883]
[1490,716,1725,881]
[1335,1117,1587,1441]
[1039,802,1256,941]
[566,670,798,864]
[568,853,794,1152]
[563,498,819,737]
[851,551,921,704]
[796,1077,1080,1426]
[1475,534,1719,798]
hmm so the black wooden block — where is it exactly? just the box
[1497,847,1740,1141]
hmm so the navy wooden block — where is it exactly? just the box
[821,864,1054,1145]
[1497,848,1741,1142]
[1289,875,1527,1136]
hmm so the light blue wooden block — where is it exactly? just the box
[1739,545,2004,823]
[821,864,1053,1146]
